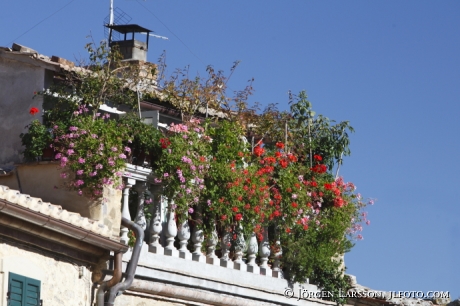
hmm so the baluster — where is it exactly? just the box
[246,232,260,274]
[148,184,163,254]
[271,227,283,278]
[259,227,271,276]
[191,206,205,263]
[206,222,219,265]
[134,182,147,230]
[164,206,179,257]
[233,224,246,271]
[178,219,192,260]
[120,178,135,245]
[220,229,232,268]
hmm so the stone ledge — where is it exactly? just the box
[120,245,327,306]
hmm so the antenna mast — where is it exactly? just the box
[109,0,114,25]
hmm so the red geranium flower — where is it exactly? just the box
[159,138,171,149]
[313,154,322,161]
[279,159,289,168]
[235,213,242,221]
[29,107,39,116]
[253,145,265,157]
[275,142,284,149]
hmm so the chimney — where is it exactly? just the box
[106,24,152,62]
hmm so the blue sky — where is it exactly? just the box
[1,0,459,299]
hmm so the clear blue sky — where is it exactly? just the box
[2,0,459,299]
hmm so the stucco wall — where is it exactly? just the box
[0,56,49,166]
[0,239,92,306]
[116,294,187,306]
[0,163,122,238]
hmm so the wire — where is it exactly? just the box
[8,0,77,46]
[135,0,207,67]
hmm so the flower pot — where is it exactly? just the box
[41,147,55,161]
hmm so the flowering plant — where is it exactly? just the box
[52,106,130,197]
[154,119,211,221]
[20,107,54,162]
[183,119,372,299]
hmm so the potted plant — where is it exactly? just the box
[52,106,130,197]
[20,108,53,162]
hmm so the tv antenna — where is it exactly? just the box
[104,0,168,41]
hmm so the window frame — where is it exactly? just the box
[7,272,41,306]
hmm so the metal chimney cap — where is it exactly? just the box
[105,24,153,34]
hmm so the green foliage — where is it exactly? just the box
[289,91,354,172]
[118,113,162,153]
[20,120,52,161]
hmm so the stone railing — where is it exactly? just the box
[119,163,325,305]
[121,163,284,278]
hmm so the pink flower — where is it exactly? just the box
[124,147,131,153]
[119,153,126,159]
[95,164,103,170]
[67,149,74,155]
[89,171,97,177]
[55,153,62,160]
[366,220,371,225]
[60,172,67,178]
[78,190,83,196]
[357,234,363,240]
[75,179,84,186]
[188,207,194,214]
[163,173,169,177]
[102,178,113,185]
[111,146,118,152]
[91,134,98,139]
[78,157,85,164]
[69,126,78,131]
[76,170,84,175]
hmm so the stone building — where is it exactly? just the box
[0,43,455,306]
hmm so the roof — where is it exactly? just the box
[0,184,110,237]
[106,24,152,34]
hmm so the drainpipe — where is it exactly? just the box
[106,217,144,306]
[96,252,122,306]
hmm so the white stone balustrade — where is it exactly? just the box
[148,183,163,254]
[122,163,292,281]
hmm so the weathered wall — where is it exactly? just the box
[116,294,187,306]
[0,163,122,238]
[0,238,92,306]
[0,56,49,166]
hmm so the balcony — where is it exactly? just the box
[118,163,328,306]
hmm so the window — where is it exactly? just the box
[7,272,41,306]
